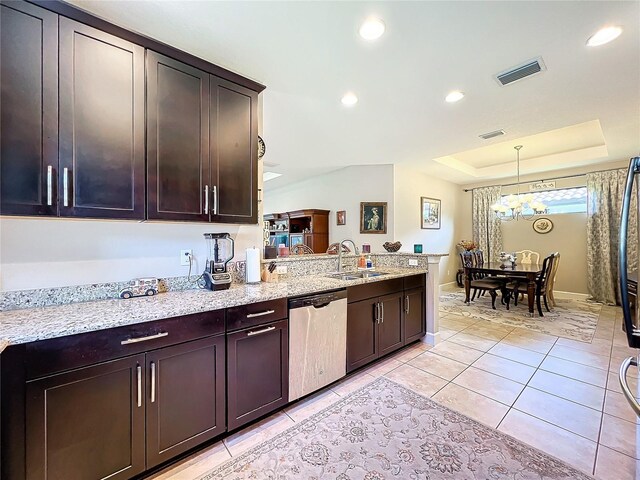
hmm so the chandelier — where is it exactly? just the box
[491,145,547,221]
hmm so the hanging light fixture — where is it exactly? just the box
[491,145,547,221]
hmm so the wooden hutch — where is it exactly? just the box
[264,209,329,254]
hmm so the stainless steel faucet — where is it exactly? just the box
[338,239,359,272]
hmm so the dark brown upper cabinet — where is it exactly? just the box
[210,77,259,224]
[147,51,210,221]
[0,1,58,216]
[58,17,145,219]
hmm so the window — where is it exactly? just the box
[498,186,587,214]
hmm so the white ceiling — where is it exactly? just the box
[69,0,640,189]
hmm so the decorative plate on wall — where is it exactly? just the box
[258,135,266,159]
[532,217,554,234]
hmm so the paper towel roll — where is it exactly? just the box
[245,247,261,284]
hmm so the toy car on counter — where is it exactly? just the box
[119,278,159,299]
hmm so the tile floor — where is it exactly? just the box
[149,295,639,480]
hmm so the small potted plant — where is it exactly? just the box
[456,240,477,252]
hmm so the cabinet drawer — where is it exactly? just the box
[347,278,403,304]
[226,298,287,332]
[403,273,426,290]
[25,310,225,380]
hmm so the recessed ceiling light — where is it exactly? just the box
[359,18,385,40]
[263,172,282,182]
[341,92,358,106]
[587,26,622,46]
[445,91,465,103]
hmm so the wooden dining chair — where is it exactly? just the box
[506,253,556,316]
[516,249,541,265]
[547,252,561,307]
[460,251,508,309]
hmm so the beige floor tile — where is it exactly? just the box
[540,355,608,388]
[438,328,457,341]
[147,441,230,480]
[604,390,640,424]
[554,338,612,358]
[443,313,479,326]
[384,363,448,397]
[432,383,509,428]
[447,331,497,352]
[452,366,525,405]
[463,325,512,342]
[284,389,341,423]
[507,328,558,344]
[594,445,639,480]
[607,370,640,398]
[599,413,640,460]
[488,342,545,367]
[472,353,536,384]
[529,369,605,410]
[499,334,554,354]
[430,340,485,364]
[611,351,637,374]
[440,318,473,332]
[361,357,403,377]
[408,351,469,381]
[549,344,611,371]
[223,412,294,456]
[498,409,597,474]
[330,371,376,396]
[513,387,602,441]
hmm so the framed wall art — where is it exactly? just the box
[532,217,554,234]
[336,210,346,226]
[360,202,387,234]
[421,197,441,229]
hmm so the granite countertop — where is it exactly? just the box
[0,267,428,353]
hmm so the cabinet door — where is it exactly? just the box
[346,299,378,373]
[26,355,146,480]
[147,51,210,221]
[378,292,404,357]
[58,18,145,219]
[0,1,58,216]
[404,287,426,344]
[227,319,288,431]
[146,335,225,468]
[210,76,258,224]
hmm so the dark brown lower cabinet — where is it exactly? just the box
[227,319,289,431]
[26,354,146,480]
[378,292,404,357]
[346,299,378,371]
[146,336,225,468]
[404,287,426,343]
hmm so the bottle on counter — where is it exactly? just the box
[358,254,366,268]
[366,254,373,269]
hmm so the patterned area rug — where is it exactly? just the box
[440,290,601,342]
[201,378,592,479]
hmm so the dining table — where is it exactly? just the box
[464,262,543,317]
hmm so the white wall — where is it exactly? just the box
[264,165,395,250]
[0,218,263,291]
[393,164,466,285]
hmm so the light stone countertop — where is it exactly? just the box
[0,267,428,353]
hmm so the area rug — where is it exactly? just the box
[439,289,601,342]
[200,378,592,479]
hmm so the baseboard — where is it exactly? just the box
[424,331,441,346]
[439,281,456,294]
[554,290,589,300]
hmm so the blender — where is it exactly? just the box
[203,233,234,291]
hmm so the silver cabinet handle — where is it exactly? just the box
[405,295,410,314]
[136,365,142,408]
[150,362,156,403]
[63,167,69,206]
[47,166,53,206]
[247,325,275,336]
[212,185,218,215]
[204,185,209,213]
[121,331,168,345]
[247,309,275,318]
[381,301,384,323]
[619,356,640,417]
[375,302,380,324]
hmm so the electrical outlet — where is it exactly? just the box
[276,265,288,274]
[408,259,418,266]
[180,249,192,266]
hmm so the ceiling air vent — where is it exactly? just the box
[479,129,505,140]
[495,57,546,86]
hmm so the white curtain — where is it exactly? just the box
[587,169,637,304]
[472,186,503,263]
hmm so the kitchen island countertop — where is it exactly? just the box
[0,267,428,352]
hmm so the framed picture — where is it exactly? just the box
[532,217,554,234]
[421,197,441,229]
[360,202,387,234]
[336,210,346,226]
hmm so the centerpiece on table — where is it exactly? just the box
[457,240,477,251]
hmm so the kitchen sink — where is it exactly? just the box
[325,271,389,281]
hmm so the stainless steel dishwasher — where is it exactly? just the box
[288,289,347,401]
